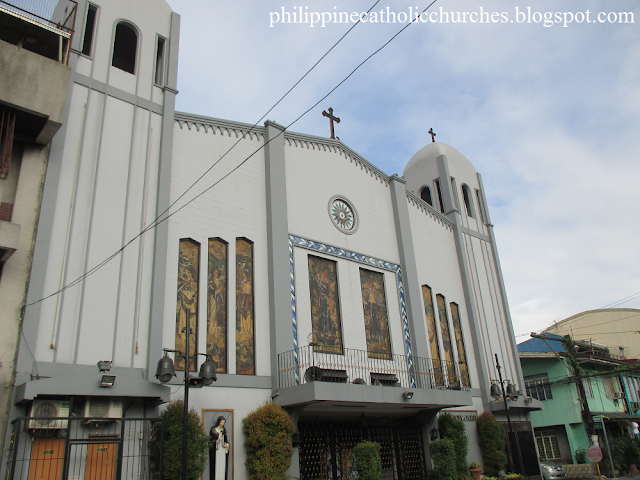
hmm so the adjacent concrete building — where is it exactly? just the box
[0,0,73,454]
[519,334,640,466]
[543,309,640,361]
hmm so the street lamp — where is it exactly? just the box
[155,323,217,480]
[491,354,519,474]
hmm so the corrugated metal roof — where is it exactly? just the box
[517,334,565,353]
[592,411,640,422]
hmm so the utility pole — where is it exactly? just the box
[531,333,595,436]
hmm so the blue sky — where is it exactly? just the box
[165,0,640,347]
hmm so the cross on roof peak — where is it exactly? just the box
[322,107,340,139]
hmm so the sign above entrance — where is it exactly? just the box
[587,446,603,463]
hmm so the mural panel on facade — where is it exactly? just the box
[450,302,470,387]
[308,255,343,354]
[422,285,444,386]
[236,238,254,375]
[176,239,199,371]
[437,294,456,384]
[208,238,227,373]
[360,268,392,360]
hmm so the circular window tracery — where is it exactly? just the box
[328,196,359,234]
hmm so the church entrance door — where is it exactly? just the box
[298,421,426,480]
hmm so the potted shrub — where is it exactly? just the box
[469,462,482,480]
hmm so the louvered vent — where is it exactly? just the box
[34,402,57,426]
[88,397,111,417]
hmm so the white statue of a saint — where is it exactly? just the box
[209,416,229,480]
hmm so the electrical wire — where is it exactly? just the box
[517,291,640,339]
[152,0,382,229]
[26,0,438,307]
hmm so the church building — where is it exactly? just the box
[0,0,541,479]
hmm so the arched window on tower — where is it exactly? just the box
[461,184,475,218]
[419,186,433,206]
[434,179,445,214]
[112,22,137,74]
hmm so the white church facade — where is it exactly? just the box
[0,0,541,479]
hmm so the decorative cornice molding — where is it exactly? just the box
[406,191,454,231]
[174,113,392,186]
[264,120,287,131]
[174,112,266,141]
[459,225,491,243]
[389,174,407,184]
[284,131,390,186]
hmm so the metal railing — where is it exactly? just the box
[5,417,163,480]
[278,345,469,390]
[0,0,77,63]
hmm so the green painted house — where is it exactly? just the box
[518,334,640,465]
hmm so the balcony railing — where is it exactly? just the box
[278,345,470,391]
[0,0,77,64]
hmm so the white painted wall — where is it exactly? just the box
[78,0,172,101]
[172,386,272,480]
[29,0,173,369]
[408,202,480,387]
[285,142,399,265]
[403,142,521,388]
[167,124,270,376]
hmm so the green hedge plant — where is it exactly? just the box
[430,438,457,480]
[438,413,470,480]
[476,412,507,477]
[159,398,210,480]
[242,401,295,480]
[354,441,383,480]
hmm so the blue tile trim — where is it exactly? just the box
[288,235,416,387]
[289,237,300,385]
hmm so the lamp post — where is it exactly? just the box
[155,318,217,480]
[491,354,519,474]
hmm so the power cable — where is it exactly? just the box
[26,0,438,307]
[155,0,381,227]
[517,291,640,338]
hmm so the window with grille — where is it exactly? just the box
[524,373,553,401]
[535,430,562,460]
[582,377,593,398]
[603,377,623,399]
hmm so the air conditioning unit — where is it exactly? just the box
[28,399,70,429]
[83,397,123,421]
[631,402,640,412]
[612,392,625,400]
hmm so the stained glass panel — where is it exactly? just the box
[360,268,392,360]
[450,302,470,387]
[176,239,199,371]
[207,238,227,373]
[308,255,343,354]
[437,294,456,385]
[236,238,254,375]
[422,285,443,386]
